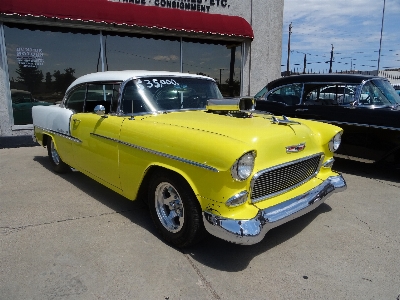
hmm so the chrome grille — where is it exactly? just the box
[250,154,323,203]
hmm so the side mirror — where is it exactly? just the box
[94,104,106,115]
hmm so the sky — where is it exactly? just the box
[281,0,400,74]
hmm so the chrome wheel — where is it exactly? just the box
[50,139,60,165]
[47,137,71,173]
[148,170,205,247]
[154,182,185,233]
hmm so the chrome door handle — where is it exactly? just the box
[295,109,308,112]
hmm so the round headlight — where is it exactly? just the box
[231,151,255,181]
[329,132,342,152]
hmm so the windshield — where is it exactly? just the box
[121,77,223,114]
[254,86,267,99]
[359,79,400,106]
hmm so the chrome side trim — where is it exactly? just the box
[35,125,82,144]
[310,119,400,131]
[203,174,346,245]
[250,153,324,203]
[90,133,219,172]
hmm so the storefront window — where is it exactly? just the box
[182,41,241,97]
[4,24,243,126]
[4,24,100,125]
[103,33,180,72]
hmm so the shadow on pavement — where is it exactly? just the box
[182,203,331,272]
[33,153,333,271]
[333,157,400,184]
[0,135,39,149]
[33,155,156,234]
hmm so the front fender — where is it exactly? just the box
[293,118,343,146]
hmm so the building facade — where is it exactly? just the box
[0,0,284,137]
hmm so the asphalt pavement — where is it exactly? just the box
[1,145,399,300]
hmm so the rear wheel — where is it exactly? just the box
[47,138,71,173]
[148,170,205,247]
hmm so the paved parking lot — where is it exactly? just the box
[1,146,399,300]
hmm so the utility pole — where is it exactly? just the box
[377,0,386,75]
[329,44,334,73]
[286,23,292,76]
[303,54,307,74]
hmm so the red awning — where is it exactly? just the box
[0,0,254,41]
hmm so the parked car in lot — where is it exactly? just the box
[394,85,400,96]
[11,89,51,125]
[32,70,346,247]
[255,74,400,165]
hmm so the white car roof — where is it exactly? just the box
[67,70,214,92]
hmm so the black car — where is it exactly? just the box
[255,74,400,165]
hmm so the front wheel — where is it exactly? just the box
[148,170,205,247]
[47,138,71,173]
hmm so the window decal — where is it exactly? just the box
[16,47,44,68]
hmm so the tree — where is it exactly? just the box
[15,64,43,93]
[53,68,76,92]
[45,72,52,89]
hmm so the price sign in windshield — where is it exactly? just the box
[137,78,179,90]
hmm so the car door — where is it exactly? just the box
[67,83,124,191]
[296,83,384,160]
[345,81,400,161]
[295,83,354,122]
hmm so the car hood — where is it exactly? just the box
[123,110,340,172]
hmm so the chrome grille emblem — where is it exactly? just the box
[286,143,306,153]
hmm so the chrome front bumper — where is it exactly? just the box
[203,174,346,245]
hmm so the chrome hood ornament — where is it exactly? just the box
[271,115,300,125]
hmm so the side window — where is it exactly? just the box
[304,85,328,105]
[64,83,121,114]
[85,84,115,113]
[266,84,301,105]
[305,84,356,106]
[64,85,87,113]
[337,85,356,105]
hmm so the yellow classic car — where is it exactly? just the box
[32,70,346,247]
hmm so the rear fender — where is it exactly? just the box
[32,105,73,135]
